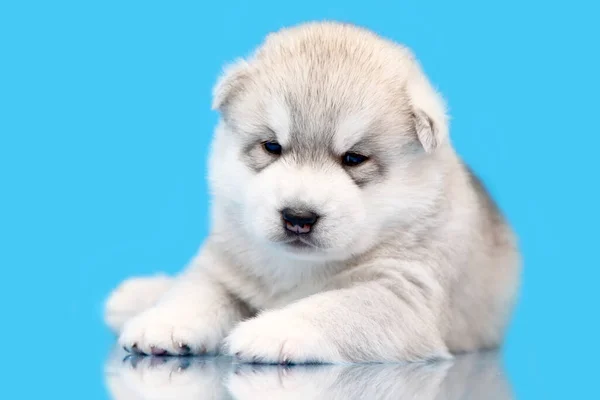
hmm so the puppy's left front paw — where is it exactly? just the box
[225,311,342,364]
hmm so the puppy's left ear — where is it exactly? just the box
[405,63,449,153]
[212,59,251,111]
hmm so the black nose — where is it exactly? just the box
[281,208,319,234]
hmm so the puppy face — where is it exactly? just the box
[209,22,449,261]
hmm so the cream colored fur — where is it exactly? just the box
[105,21,520,363]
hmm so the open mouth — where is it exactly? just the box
[285,222,312,234]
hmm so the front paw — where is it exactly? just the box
[118,306,224,356]
[224,311,342,364]
[105,275,173,333]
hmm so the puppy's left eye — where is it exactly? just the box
[342,152,369,167]
[262,141,282,155]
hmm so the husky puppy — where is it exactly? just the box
[105,21,521,363]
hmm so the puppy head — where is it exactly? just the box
[209,22,449,261]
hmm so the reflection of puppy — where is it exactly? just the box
[104,350,513,400]
[229,352,514,400]
[228,363,451,400]
[105,21,520,363]
[104,348,231,400]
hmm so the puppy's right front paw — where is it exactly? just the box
[104,275,174,333]
[118,306,224,356]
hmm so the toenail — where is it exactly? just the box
[131,343,142,354]
[150,346,167,356]
[177,342,191,355]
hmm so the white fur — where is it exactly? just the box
[115,250,246,355]
[105,21,520,363]
[225,306,344,364]
[104,275,173,332]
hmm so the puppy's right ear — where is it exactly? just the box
[211,59,251,111]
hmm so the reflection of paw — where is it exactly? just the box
[227,364,340,399]
[225,311,342,364]
[105,275,173,333]
[226,362,452,400]
[105,348,230,400]
[118,305,225,356]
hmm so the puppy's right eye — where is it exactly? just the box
[342,152,369,167]
[262,141,282,155]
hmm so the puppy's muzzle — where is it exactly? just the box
[281,208,319,234]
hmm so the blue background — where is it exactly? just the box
[1,1,598,398]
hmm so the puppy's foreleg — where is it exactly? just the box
[118,244,248,356]
[226,261,450,363]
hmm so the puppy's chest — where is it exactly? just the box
[223,262,332,311]
[246,279,326,310]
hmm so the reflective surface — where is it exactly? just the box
[104,348,513,400]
